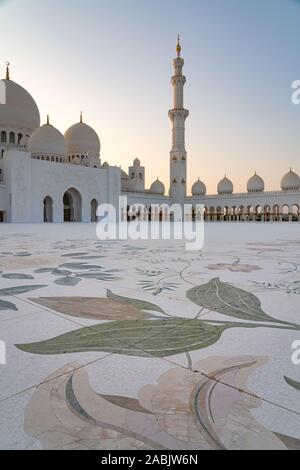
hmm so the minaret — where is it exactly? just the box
[169,36,189,202]
[6,62,10,80]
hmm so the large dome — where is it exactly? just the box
[247,172,265,193]
[192,178,206,196]
[150,178,165,195]
[281,169,300,191]
[64,117,100,158]
[28,120,67,157]
[217,176,233,195]
[0,79,40,131]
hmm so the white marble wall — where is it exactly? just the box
[1,150,121,223]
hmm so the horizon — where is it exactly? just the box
[1,0,300,194]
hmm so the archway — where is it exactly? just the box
[273,205,280,222]
[63,188,82,222]
[264,205,271,222]
[238,206,245,221]
[255,205,262,222]
[282,204,289,222]
[43,196,53,223]
[247,206,254,221]
[91,199,98,222]
[292,204,299,222]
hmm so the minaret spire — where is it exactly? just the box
[5,62,10,80]
[80,111,83,123]
[169,36,189,201]
[176,35,181,58]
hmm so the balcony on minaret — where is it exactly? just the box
[173,57,184,76]
[168,109,189,120]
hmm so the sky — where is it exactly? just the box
[0,0,300,194]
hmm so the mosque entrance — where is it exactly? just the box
[43,196,53,223]
[63,188,82,222]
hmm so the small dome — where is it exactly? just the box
[102,161,109,169]
[28,120,67,157]
[281,169,300,191]
[121,169,129,179]
[217,175,233,195]
[133,158,141,167]
[247,172,265,193]
[150,178,165,195]
[64,118,100,159]
[0,78,40,131]
[192,178,206,196]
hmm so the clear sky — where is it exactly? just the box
[0,0,300,193]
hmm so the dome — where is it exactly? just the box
[281,169,300,191]
[247,172,265,193]
[150,178,165,195]
[217,176,233,195]
[192,178,206,196]
[64,117,100,158]
[121,169,129,179]
[102,161,109,169]
[133,158,141,167]
[0,78,40,132]
[28,120,67,157]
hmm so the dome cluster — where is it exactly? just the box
[26,115,101,165]
[1,71,300,197]
[0,72,101,167]
[191,169,300,196]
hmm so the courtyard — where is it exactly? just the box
[0,222,299,450]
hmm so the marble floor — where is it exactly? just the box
[0,222,299,450]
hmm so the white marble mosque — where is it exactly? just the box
[0,38,300,223]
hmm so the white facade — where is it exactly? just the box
[1,150,120,223]
[0,41,300,224]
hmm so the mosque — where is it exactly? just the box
[0,38,300,224]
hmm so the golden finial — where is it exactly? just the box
[5,62,10,80]
[46,115,50,125]
[80,111,83,123]
[176,35,181,58]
